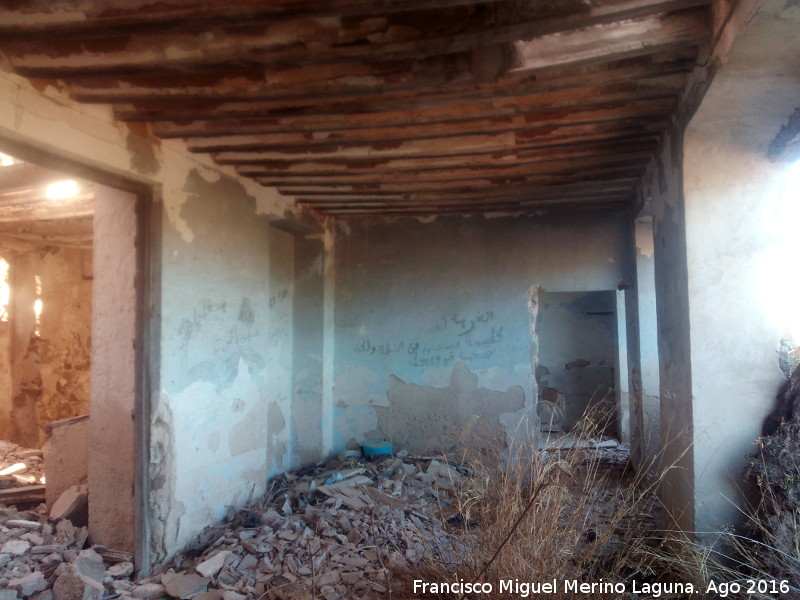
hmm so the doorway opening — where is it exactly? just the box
[0,147,148,564]
[535,290,620,447]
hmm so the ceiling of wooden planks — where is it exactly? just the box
[0,0,717,217]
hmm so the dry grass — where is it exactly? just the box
[392,413,741,599]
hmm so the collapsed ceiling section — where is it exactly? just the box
[0,0,715,216]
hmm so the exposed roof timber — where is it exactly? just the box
[244,140,659,181]
[0,1,718,217]
[0,0,519,37]
[183,99,675,153]
[67,53,691,107]
[319,197,630,216]
[282,165,649,196]
[301,190,635,208]
[253,149,656,186]
[211,119,668,163]
[144,53,696,134]
[768,107,800,162]
[6,1,709,79]
[116,64,693,125]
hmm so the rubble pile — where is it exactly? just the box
[0,504,133,600]
[160,454,464,600]
[0,453,466,600]
[748,362,800,579]
[0,441,45,490]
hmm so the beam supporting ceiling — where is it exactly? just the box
[0,0,717,217]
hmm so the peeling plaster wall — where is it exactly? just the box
[292,236,325,466]
[2,246,91,448]
[333,212,629,457]
[153,174,296,562]
[0,68,311,565]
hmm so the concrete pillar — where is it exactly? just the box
[649,1,800,536]
[634,219,661,472]
[89,185,138,552]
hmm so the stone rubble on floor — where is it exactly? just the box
[0,442,45,489]
[0,453,466,599]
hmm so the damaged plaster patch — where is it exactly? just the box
[334,365,388,407]
[149,391,185,565]
[124,123,163,176]
[267,401,287,472]
[377,361,526,457]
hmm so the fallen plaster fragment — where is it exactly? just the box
[161,572,211,598]
[195,549,233,578]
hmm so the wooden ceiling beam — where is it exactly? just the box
[185,99,674,153]
[5,2,708,78]
[295,180,640,202]
[319,198,630,216]
[280,163,649,195]
[301,189,634,208]
[252,148,656,185]
[0,0,522,38]
[211,119,667,163]
[243,139,658,181]
[231,130,662,173]
[142,53,696,131]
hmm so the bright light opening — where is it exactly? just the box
[0,258,9,322]
[45,179,79,200]
[33,275,42,337]
[0,153,16,167]
[759,159,800,350]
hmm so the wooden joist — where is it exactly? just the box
[6,2,708,78]
[0,0,717,216]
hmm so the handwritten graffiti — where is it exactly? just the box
[354,309,503,368]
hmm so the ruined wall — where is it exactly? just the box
[292,236,326,466]
[644,0,800,536]
[0,68,312,565]
[3,246,91,448]
[681,0,800,534]
[535,290,618,434]
[153,175,297,561]
[333,211,629,458]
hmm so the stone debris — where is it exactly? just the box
[49,485,88,524]
[157,453,463,600]
[0,453,464,600]
[0,442,45,490]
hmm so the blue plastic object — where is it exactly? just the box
[361,438,393,457]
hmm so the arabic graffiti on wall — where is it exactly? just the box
[354,309,504,368]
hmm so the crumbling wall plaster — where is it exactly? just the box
[0,67,317,566]
[154,172,297,562]
[333,212,629,455]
